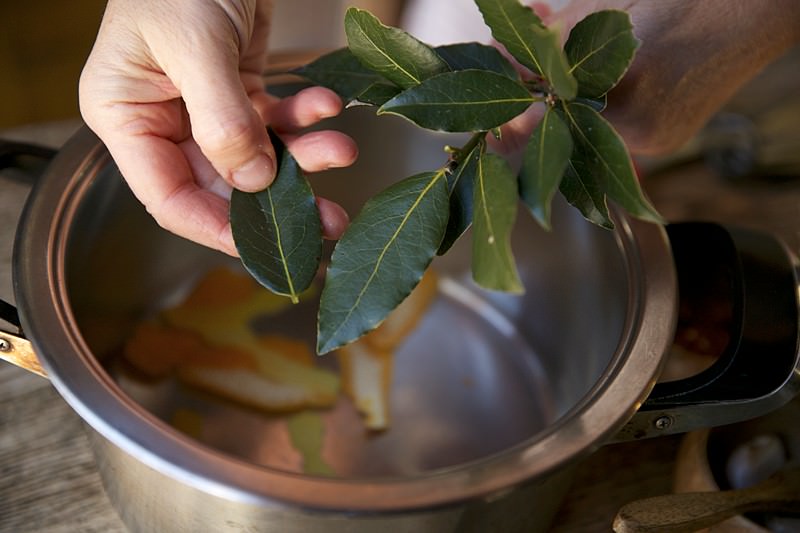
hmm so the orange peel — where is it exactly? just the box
[362,268,438,351]
[337,341,394,431]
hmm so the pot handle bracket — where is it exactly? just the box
[0,140,56,378]
[0,309,46,378]
[616,222,800,441]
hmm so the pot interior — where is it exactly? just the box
[63,104,631,479]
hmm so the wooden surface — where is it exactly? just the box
[2,87,799,532]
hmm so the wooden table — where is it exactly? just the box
[1,109,798,532]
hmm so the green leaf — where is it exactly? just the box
[561,102,663,223]
[231,132,322,303]
[559,159,614,229]
[438,140,483,255]
[472,153,524,293]
[293,47,388,102]
[519,107,573,229]
[352,82,402,106]
[565,10,639,99]
[344,7,449,89]
[575,94,607,112]
[474,0,576,99]
[435,42,520,79]
[317,171,449,353]
[379,69,535,132]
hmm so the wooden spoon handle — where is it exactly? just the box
[613,487,800,533]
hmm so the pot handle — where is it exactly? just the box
[0,330,46,377]
[0,139,56,378]
[0,140,58,170]
[616,222,800,441]
[1,298,45,378]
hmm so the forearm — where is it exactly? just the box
[607,0,800,155]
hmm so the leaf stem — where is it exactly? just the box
[455,132,487,163]
[524,79,552,98]
[443,132,486,189]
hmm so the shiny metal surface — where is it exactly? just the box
[11,104,678,531]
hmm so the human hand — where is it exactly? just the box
[79,0,357,256]
[498,0,800,156]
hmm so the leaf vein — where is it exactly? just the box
[568,29,629,73]
[496,3,543,74]
[328,171,445,340]
[357,25,419,85]
[267,187,298,302]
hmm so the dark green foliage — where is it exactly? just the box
[232,1,661,353]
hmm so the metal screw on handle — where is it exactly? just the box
[653,416,673,431]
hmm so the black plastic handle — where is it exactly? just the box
[0,139,57,333]
[0,140,57,174]
[0,299,21,329]
[617,222,800,440]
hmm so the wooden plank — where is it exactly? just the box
[0,364,125,532]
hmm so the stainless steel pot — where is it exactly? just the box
[2,86,799,532]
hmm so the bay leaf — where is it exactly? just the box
[230,132,322,304]
[519,106,573,229]
[345,7,449,89]
[438,140,483,255]
[576,94,607,112]
[475,0,576,99]
[561,102,663,224]
[565,10,639,99]
[293,47,388,103]
[379,69,534,132]
[472,153,524,293]
[435,42,520,79]
[317,171,449,354]
[352,82,402,107]
[559,159,614,229]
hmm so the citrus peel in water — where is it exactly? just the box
[124,267,338,412]
[123,266,439,468]
[337,269,439,431]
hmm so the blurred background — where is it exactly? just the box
[0,0,406,130]
[1,0,580,129]
[0,1,106,128]
[1,0,798,181]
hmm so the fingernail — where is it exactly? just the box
[232,153,274,191]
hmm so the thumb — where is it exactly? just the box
[174,49,275,192]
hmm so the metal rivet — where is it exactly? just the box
[654,415,673,430]
[0,337,11,352]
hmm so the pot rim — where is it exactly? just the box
[13,124,677,513]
